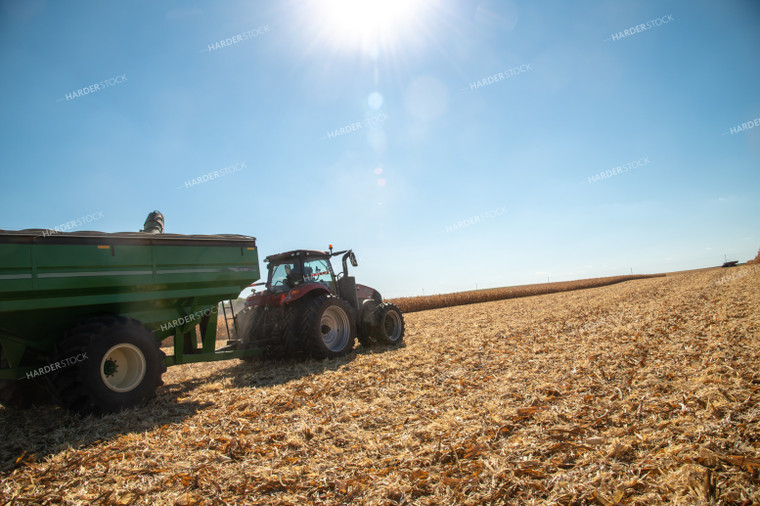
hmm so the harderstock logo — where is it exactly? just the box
[464,64,533,91]
[604,14,674,42]
[588,157,650,183]
[160,306,219,332]
[445,207,507,233]
[42,211,105,237]
[178,162,246,189]
[321,113,389,140]
[202,25,270,53]
[722,116,760,136]
[22,353,88,380]
[715,266,758,286]
[57,74,127,102]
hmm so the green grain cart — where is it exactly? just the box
[0,229,259,414]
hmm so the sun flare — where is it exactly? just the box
[314,0,432,53]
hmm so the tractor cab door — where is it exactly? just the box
[303,258,337,294]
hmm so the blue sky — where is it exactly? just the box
[1,0,758,298]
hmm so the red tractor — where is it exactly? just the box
[233,246,404,359]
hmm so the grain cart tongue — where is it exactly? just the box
[232,245,405,359]
[0,229,259,414]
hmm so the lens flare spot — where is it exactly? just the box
[368,92,383,109]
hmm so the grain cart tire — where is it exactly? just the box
[370,303,405,346]
[300,295,356,358]
[54,316,166,415]
[0,350,55,408]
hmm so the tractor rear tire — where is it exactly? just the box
[370,303,405,346]
[238,305,300,360]
[54,315,166,415]
[235,306,265,362]
[299,295,356,358]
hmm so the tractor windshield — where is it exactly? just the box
[268,261,301,292]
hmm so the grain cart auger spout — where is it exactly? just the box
[231,246,405,359]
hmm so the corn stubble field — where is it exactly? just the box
[1,267,759,504]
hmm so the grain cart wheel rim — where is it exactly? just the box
[100,343,147,393]
[320,304,351,352]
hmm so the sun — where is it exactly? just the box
[312,0,433,54]
[322,0,417,36]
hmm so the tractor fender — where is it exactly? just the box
[282,283,331,306]
[245,290,278,308]
[356,283,382,302]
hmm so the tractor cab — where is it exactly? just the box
[266,251,337,294]
[247,246,363,311]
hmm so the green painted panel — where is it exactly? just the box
[0,231,260,376]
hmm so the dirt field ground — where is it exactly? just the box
[1,266,759,504]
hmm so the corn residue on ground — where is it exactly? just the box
[1,267,759,504]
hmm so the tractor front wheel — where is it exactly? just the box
[370,303,405,346]
[357,299,379,347]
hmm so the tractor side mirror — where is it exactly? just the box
[349,251,358,267]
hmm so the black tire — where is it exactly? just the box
[53,315,166,415]
[370,303,405,346]
[0,350,55,409]
[234,306,264,361]
[357,299,380,347]
[299,295,356,358]
[232,306,259,342]
[237,305,300,360]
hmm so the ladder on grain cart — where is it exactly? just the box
[220,299,239,343]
